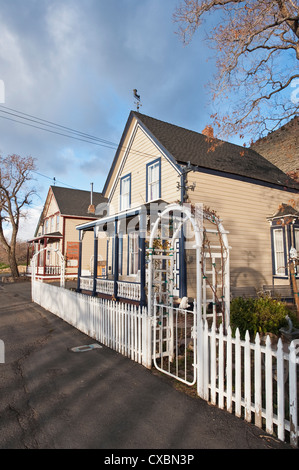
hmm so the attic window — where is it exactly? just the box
[120,174,131,211]
[146,158,161,202]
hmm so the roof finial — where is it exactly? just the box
[133,89,142,111]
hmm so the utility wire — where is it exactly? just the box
[32,170,79,190]
[0,104,162,160]
[0,114,118,149]
[0,105,117,146]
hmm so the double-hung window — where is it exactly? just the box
[120,174,131,211]
[146,158,161,202]
[273,228,286,275]
[128,232,139,275]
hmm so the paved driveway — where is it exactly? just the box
[0,279,293,451]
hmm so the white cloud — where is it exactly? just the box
[0,0,216,208]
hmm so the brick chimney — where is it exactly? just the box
[88,183,95,215]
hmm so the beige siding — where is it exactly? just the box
[36,190,60,235]
[187,171,297,290]
[108,124,180,213]
[47,194,59,217]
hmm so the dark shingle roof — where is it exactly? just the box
[51,186,107,217]
[133,112,299,190]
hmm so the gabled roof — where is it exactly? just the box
[33,186,108,238]
[104,111,299,193]
[50,186,107,217]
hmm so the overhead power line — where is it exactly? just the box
[0,105,118,148]
[0,104,162,160]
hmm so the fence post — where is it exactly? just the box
[235,328,241,418]
[218,324,224,410]
[254,333,262,429]
[203,320,209,401]
[210,322,217,405]
[244,331,251,422]
[265,335,273,435]
[197,320,204,399]
[289,340,298,447]
[276,338,285,442]
[226,326,233,413]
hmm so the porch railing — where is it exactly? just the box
[79,277,141,301]
[96,278,114,295]
[26,266,61,276]
[45,266,61,275]
[117,280,141,301]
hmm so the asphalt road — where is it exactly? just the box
[0,278,294,452]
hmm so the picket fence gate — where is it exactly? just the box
[32,280,298,447]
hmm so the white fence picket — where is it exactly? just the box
[244,331,251,423]
[289,341,298,448]
[235,329,242,418]
[265,335,273,435]
[254,333,262,429]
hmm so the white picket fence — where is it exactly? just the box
[32,280,152,368]
[197,321,298,447]
[32,280,298,447]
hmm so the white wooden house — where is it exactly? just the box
[76,111,299,305]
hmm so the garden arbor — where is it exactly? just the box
[147,203,230,384]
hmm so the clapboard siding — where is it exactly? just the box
[187,171,294,289]
[109,124,180,212]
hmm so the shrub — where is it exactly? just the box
[230,296,290,339]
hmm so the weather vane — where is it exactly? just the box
[133,89,142,111]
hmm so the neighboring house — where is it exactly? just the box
[27,185,107,278]
[75,111,299,306]
[251,116,299,175]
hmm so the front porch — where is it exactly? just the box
[76,204,154,306]
[26,232,65,279]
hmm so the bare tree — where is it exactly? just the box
[174,0,299,142]
[0,154,36,277]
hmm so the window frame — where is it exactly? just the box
[146,158,161,202]
[127,232,139,276]
[120,173,131,211]
[271,226,288,277]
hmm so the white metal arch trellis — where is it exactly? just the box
[147,203,230,384]
[148,203,230,322]
[31,247,65,288]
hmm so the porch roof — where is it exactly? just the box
[27,231,63,243]
[76,200,167,231]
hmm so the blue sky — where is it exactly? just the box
[0,0,225,240]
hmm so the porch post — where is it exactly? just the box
[43,238,47,276]
[92,227,98,296]
[139,207,147,307]
[180,172,187,298]
[113,219,119,299]
[26,244,30,269]
[37,241,41,272]
[76,230,83,293]
[179,229,187,298]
